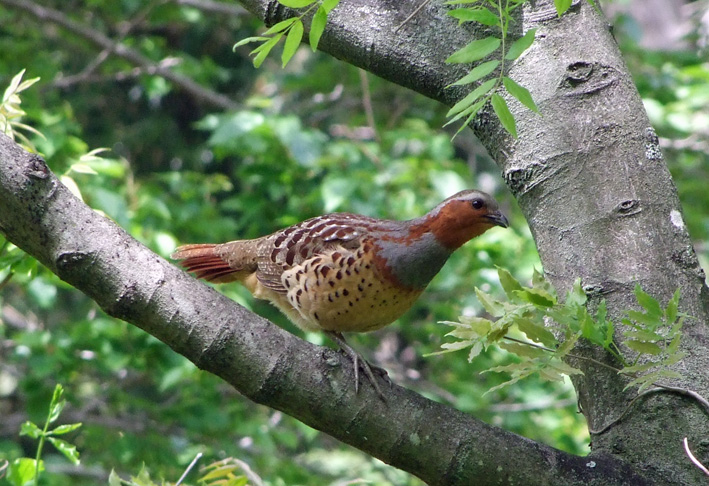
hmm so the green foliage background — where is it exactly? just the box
[0,1,707,484]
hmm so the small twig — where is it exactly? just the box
[0,272,13,292]
[175,452,202,486]
[589,385,709,436]
[683,437,709,476]
[502,335,622,374]
[176,0,246,16]
[358,69,380,144]
[395,0,432,33]
[1,0,237,110]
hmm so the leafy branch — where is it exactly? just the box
[444,0,539,137]
[435,267,687,394]
[5,384,82,486]
[0,69,43,151]
[234,0,341,68]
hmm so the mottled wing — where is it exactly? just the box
[254,213,368,294]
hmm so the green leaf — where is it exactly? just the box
[626,340,663,355]
[634,284,663,319]
[49,400,66,424]
[555,331,580,356]
[448,7,500,26]
[278,0,315,7]
[449,60,499,87]
[440,340,473,352]
[499,341,547,359]
[108,470,123,486]
[3,70,26,102]
[444,99,485,130]
[516,318,558,347]
[665,288,680,324]
[502,76,540,113]
[20,421,43,439]
[580,309,605,345]
[554,0,573,16]
[475,287,506,317]
[446,36,501,64]
[321,0,341,12]
[7,458,43,486]
[548,359,583,376]
[252,35,282,68]
[309,6,328,51]
[69,163,98,175]
[505,28,537,60]
[624,329,663,342]
[447,77,497,117]
[491,93,517,137]
[263,17,298,35]
[516,288,555,308]
[459,316,494,335]
[49,422,82,435]
[282,19,304,67]
[626,310,660,329]
[565,279,587,308]
[466,341,483,361]
[48,437,80,465]
[233,36,269,49]
[497,266,523,300]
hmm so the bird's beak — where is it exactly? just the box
[485,211,509,228]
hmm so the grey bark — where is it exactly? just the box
[1,0,708,484]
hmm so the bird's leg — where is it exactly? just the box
[325,331,390,400]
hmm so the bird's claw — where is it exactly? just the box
[327,331,390,401]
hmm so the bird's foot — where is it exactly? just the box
[326,331,391,401]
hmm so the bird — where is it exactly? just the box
[172,190,509,398]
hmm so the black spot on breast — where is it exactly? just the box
[321,266,331,277]
[274,234,287,246]
[342,289,349,296]
[336,271,342,280]
[328,280,335,288]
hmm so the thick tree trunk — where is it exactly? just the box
[1,0,708,484]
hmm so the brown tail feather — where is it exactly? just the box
[171,244,240,283]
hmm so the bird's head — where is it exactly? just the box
[423,190,509,250]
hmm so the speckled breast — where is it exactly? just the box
[281,240,423,333]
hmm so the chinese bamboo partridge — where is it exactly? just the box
[172,190,508,397]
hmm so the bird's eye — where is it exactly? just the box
[471,198,485,210]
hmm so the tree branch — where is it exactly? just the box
[0,134,652,485]
[0,0,238,111]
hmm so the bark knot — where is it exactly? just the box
[615,199,641,217]
[560,62,618,96]
[25,154,49,180]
